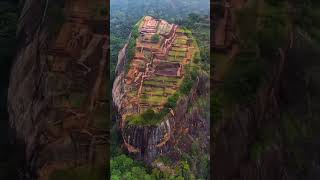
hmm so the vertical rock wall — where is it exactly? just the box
[7,0,107,179]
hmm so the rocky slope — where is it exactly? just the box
[7,0,107,179]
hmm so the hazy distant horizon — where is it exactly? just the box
[110,0,210,38]
[111,0,210,22]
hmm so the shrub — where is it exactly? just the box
[193,51,201,64]
[165,92,180,109]
[151,34,160,43]
[141,109,156,120]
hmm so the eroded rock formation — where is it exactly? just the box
[7,0,107,179]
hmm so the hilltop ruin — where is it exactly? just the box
[122,16,196,119]
[112,16,201,163]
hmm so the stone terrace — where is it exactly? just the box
[123,16,195,115]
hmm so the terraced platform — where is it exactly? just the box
[122,16,197,121]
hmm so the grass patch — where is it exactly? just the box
[174,38,187,45]
[168,51,186,57]
[151,75,179,82]
[172,47,187,52]
[143,88,164,96]
[167,56,183,63]
[140,95,164,104]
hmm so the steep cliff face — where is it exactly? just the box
[112,36,173,163]
[123,118,173,163]
[212,0,320,179]
[7,0,107,179]
[214,40,320,180]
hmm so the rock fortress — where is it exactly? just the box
[113,15,199,162]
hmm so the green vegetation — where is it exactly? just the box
[168,56,183,63]
[179,65,199,95]
[50,166,103,180]
[214,1,320,178]
[111,154,153,180]
[192,51,201,64]
[181,140,210,180]
[110,0,209,85]
[222,49,265,104]
[176,13,210,65]
[168,51,186,57]
[127,109,162,126]
[111,1,210,179]
[174,38,187,45]
[110,35,126,81]
[214,0,289,105]
[171,47,187,52]
[127,65,200,126]
[111,154,197,180]
[151,34,160,43]
[151,75,179,82]
[125,22,140,73]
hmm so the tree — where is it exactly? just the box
[111,154,154,179]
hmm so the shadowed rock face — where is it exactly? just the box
[7,0,107,179]
[212,1,320,180]
[123,119,173,164]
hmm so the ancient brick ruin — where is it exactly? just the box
[123,16,195,117]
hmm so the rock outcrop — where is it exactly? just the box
[212,0,320,179]
[112,16,210,164]
[7,0,107,179]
